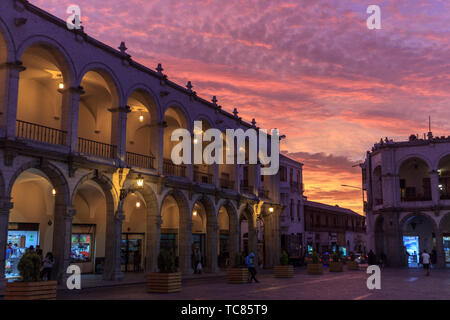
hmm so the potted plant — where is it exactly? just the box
[147,250,181,293]
[5,251,57,300]
[329,252,343,272]
[227,253,249,284]
[306,251,323,275]
[347,252,359,270]
[274,251,294,278]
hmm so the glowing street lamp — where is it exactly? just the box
[136,175,144,188]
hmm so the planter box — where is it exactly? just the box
[5,281,57,300]
[274,265,294,278]
[329,262,343,272]
[347,261,359,270]
[227,267,249,284]
[147,272,181,293]
[307,263,323,275]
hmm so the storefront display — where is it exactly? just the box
[71,234,92,263]
[121,233,144,272]
[6,223,40,279]
[444,237,450,263]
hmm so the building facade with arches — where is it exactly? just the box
[0,0,290,286]
[363,134,450,268]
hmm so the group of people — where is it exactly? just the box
[5,243,55,280]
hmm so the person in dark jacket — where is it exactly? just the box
[246,252,259,283]
[368,250,376,265]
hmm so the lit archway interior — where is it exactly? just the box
[72,180,107,274]
[218,206,230,267]
[7,169,55,278]
[192,202,207,269]
[402,215,435,267]
[399,158,431,202]
[0,30,8,117]
[438,155,450,200]
[193,119,214,184]
[160,195,180,263]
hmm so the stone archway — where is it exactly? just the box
[5,161,70,283]
[438,213,450,268]
[239,204,258,264]
[217,200,239,268]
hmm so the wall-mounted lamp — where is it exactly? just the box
[52,188,56,196]
[193,210,198,216]
[136,201,141,208]
[136,175,144,188]
[139,115,144,122]
[269,207,274,213]
[59,83,64,90]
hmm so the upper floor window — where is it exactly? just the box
[280,166,287,182]
[399,157,431,202]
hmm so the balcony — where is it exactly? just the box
[194,167,213,184]
[126,152,155,169]
[78,137,117,159]
[16,120,67,145]
[163,159,186,177]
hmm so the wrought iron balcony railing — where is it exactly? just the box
[163,159,186,177]
[78,137,117,159]
[126,152,155,169]
[16,120,67,145]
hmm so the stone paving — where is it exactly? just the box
[57,267,450,300]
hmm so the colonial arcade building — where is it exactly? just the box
[0,0,286,285]
[363,134,450,268]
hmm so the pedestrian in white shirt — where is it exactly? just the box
[421,250,431,276]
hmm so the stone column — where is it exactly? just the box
[273,209,281,267]
[206,221,219,273]
[436,231,446,269]
[104,210,125,280]
[52,205,76,283]
[263,214,272,268]
[248,215,258,268]
[61,87,83,152]
[0,199,13,291]
[430,171,440,205]
[154,122,164,175]
[1,61,25,139]
[229,209,239,263]
[383,212,402,267]
[145,212,161,273]
[110,106,129,162]
[179,218,193,275]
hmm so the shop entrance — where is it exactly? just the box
[192,233,206,269]
[71,224,96,274]
[403,236,420,266]
[121,233,144,272]
[6,223,40,279]
[444,236,450,264]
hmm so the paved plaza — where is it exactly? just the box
[57,267,450,300]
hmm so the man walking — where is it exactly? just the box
[246,252,259,283]
[421,250,431,276]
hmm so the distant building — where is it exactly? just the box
[362,133,450,267]
[304,201,366,256]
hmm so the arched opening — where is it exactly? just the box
[16,44,70,145]
[7,169,56,279]
[125,90,158,169]
[402,214,435,268]
[438,155,450,200]
[193,119,214,184]
[163,106,188,177]
[239,208,255,257]
[256,215,265,269]
[440,214,450,267]
[374,216,384,262]
[160,195,180,268]
[219,132,235,190]
[372,166,383,205]
[72,179,110,274]
[218,206,230,268]
[121,192,146,273]
[78,70,118,159]
[399,158,431,202]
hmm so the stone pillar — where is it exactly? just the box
[248,215,258,268]
[179,217,193,275]
[1,61,25,139]
[229,209,239,263]
[436,231,446,269]
[154,122,164,175]
[110,106,129,162]
[104,210,125,280]
[145,212,161,273]
[206,221,219,273]
[61,87,83,152]
[430,171,440,205]
[52,205,76,283]
[0,199,13,292]
[263,214,272,268]
[213,164,219,189]
[273,209,281,267]
[383,212,402,267]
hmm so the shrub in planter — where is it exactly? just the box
[227,253,249,284]
[329,252,343,272]
[147,250,181,293]
[307,252,323,275]
[274,251,294,278]
[5,251,57,300]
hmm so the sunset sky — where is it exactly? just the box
[31,0,450,214]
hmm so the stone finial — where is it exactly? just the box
[186,81,193,92]
[251,118,256,127]
[233,108,239,117]
[212,96,218,105]
[118,41,127,54]
[156,63,164,74]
